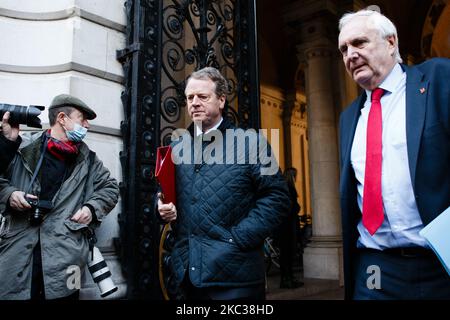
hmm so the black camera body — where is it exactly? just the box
[26,197,53,226]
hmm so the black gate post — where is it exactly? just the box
[117,0,163,299]
[236,0,260,129]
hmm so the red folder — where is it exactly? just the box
[155,146,176,206]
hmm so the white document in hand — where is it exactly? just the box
[419,206,450,277]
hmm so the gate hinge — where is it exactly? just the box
[117,43,143,62]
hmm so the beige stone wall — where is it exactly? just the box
[260,85,311,219]
[260,85,286,172]
[0,0,126,299]
[290,94,311,218]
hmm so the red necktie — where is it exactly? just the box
[363,88,385,235]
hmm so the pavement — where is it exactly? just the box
[265,263,344,300]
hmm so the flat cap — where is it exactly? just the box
[49,94,97,120]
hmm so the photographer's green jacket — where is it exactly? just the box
[0,132,119,299]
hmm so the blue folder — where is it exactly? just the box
[419,206,450,277]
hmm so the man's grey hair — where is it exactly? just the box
[186,67,228,97]
[339,9,402,63]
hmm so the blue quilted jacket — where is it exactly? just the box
[168,119,290,290]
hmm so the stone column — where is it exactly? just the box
[284,0,343,282]
[300,42,342,281]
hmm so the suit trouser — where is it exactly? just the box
[353,248,450,300]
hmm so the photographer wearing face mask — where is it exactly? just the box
[0,94,119,300]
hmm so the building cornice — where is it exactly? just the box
[0,6,125,33]
[0,62,124,84]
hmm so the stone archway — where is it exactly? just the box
[421,0,450,58]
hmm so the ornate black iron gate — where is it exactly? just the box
[117,0,260,299]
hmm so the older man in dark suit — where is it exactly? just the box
[338,9,450,299]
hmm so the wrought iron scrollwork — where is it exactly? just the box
[159,0,260,138]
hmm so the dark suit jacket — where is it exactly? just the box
[339,58,450,299]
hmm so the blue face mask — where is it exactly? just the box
[63,116,88,142]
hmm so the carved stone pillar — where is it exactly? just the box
[301,43,343,281]
[284,0,343,282]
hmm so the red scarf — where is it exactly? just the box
[46,130,79,161]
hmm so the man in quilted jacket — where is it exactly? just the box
[157,67,290,300]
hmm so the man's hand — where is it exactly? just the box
[1,112,20,141]
[157,192,177,222]
[71,206,93,225]
[9,191,38,211]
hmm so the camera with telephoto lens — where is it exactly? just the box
[26,197,54,226]
[88,246,118,298]
[0,103,45,128]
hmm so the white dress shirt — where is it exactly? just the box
[195,117,223,136]
[351,63,427,249]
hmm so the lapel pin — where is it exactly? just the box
[420,87,426,94]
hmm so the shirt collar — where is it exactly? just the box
[365,63,405,98]
[195,117,223,136]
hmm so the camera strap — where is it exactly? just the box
[24,133,48,196]
[86,228,97,260]
[81,150,97,260]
